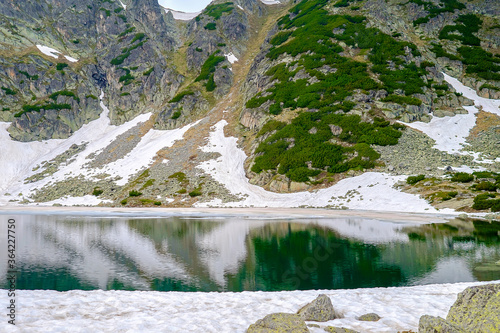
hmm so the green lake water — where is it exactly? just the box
[1,214,499,292]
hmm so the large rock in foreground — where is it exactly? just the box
[418,315,466,333]
[446,283,500,332]
[246,313,309,333]
[418,283,500,332]
[297,294,339,322]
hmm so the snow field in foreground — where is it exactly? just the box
[1,281,497,333]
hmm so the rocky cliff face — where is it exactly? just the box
[0,0,499,212]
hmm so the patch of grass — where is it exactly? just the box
[479,84,500,91]
[204,2,234,20]
[86,94,98,100]
[92,187,103,196]
[195,51,225,82]
[407,174,425,185]
[439,14,482,46]
[204,23,216,30]
[472,193,500,211]
[19,70,38,80]
[143,67,154,76]
[205,74,216,91]
[169,90,194,103]
[382,95,422,106]
[1,87,17,95]
[129,190,142,197]
[473,181,497,191]
[142,179,155,189]
[118,26,136,37]
[49,90,80,103]
[409,0,465,26]
[177,188,187,194]
[451,172,474,183]
[56,63,68,70]
[169,172,187,183]
[15,103,71,117]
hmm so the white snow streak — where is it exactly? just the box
[260,0,281,4]
[118,0,127,10]
[36,45,78,62]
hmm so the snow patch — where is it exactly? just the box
[118,0,127,10]
[260,0,281,4]
[403,73,500,156]
[164,8,200,21]
[196,120,450,213]
[0,94,199,205]
[41,195,112,206]
[36,45,78,62]
[225,52,238,64]
[1,281,497,332]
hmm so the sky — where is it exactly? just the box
[157,0,212,12]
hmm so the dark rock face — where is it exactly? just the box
[0,0,179,141]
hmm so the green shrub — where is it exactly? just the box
[143,67,154,76]
[129,190,142,197]
[451,172,474,183]
[407,174,425,185]
[1,87,17,95]
[92,188,103,196]
[204,2,234,20]
[472,193,499,210]
[189,189,202,197]
[154,201,161,206]
[195,51,225,82]
[439,14,482,46]
[177,188,187,194]
[169,90,194,103]
[205,74,216,91]
[204,23,216,30]
[86,94,98,100]
[15,103,71,117]
[19,70,38,80]
[473,181,497,191]
[382,95,422,106]
[171,111,181,119]
[56,63,68,70]
[120,199,127,205]
[49,90,80,102]
[479,84,500,91]
[169,172,187,183]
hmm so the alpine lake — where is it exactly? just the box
[1,212,499,292]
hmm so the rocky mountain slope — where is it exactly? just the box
[0,0,499,215]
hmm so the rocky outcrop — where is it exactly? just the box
[324,327,359,333]
[0,0,180,141]
[418,315,466,333]
[297,294,339,322]
[357,313,381,322]
[246,313,309,333]
[418,284,500,333]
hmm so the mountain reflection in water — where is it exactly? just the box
[1,214,499,292]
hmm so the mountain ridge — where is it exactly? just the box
[0,0,499,216]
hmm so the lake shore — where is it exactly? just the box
[0,205,473,223]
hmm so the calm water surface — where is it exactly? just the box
[1,214,499,292]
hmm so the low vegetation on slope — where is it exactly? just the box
[245,0,433,183]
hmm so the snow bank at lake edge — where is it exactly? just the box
[2,280,498,333]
